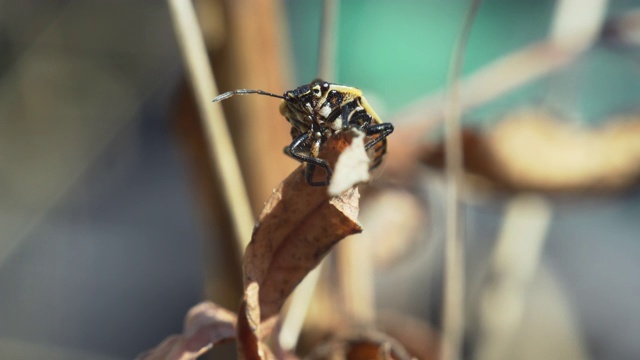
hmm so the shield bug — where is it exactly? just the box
[213,79,394,186]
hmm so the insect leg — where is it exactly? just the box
[304,164,319,185]
[363,123,394,150]
[369,149,385,169]
[286,132,333,186]
[364,123,393,170]
[322,100,358,132]
[347,109,372,129]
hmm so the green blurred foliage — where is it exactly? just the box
[284,1,640,125]
[285,1,554,113]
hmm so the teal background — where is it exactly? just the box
[284,1,640,125]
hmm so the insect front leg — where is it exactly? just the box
[363,123,394,150]
[286,132,333,186]
[365,122,394,170]
[347,109,372,129]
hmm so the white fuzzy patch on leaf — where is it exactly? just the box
[328,130,370,196]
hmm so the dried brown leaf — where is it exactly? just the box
[237,282,276,360]
[423,110,640,193]
[140,131,368,360]
[244,133,363,324]
[378,312,441,360]
[137,302,237,360]
[304,331,413,360]
[237,133,364,358]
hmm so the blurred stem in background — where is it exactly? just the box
[441,1,482,359]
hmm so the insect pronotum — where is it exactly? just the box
[213,79,394,186]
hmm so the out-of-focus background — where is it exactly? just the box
[1,0,640,359]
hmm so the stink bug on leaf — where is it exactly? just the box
[213,79,394,186]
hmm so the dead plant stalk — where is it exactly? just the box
[167,0,254,257]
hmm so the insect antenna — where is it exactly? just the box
[212,89,285,102]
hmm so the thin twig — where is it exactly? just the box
[441,1,482,360]
[167,0,254,257]
[474,195,552,360]
[278,266,323,351]
[550,0,608,51]
[472,3,606,358]
[390,41,576,129]
[547,0,608,110]
[318,0,377,324]
[391,1,607,138]
[336,233,375,323]
[317,0,339,81]
[279,0,348,351]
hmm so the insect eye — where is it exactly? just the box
[321,82,330,90]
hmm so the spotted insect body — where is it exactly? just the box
[213,79,394,186]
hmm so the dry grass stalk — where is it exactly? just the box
[332,131,375,325]
[167,0,254,257]
[474,195,552,360]
[209,0,295,214]
[550,0,608,51]
[441,1,482,359]
[317,0,339,81]
[281,0,379,351]
[389,1,608,153]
